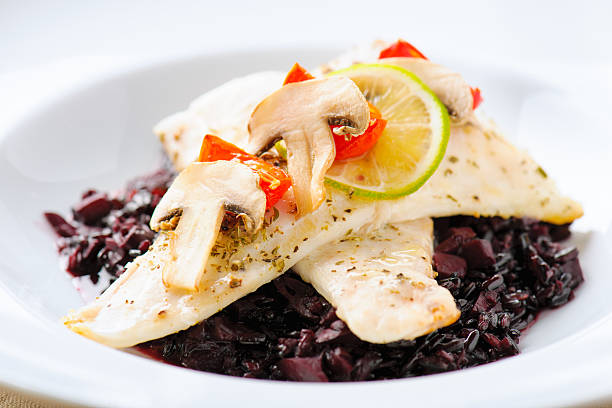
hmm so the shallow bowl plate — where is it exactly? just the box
[0,49,611,407]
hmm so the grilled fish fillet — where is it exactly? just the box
[157,72,581,225]
[65,68,582,347]
[64,118,581,346]
[155,71,285,171]
[388,123,582,224]
[293,219,459,343]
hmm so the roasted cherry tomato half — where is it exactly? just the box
[379,39,427,60]
[199,135,292,209]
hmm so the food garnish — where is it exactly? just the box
[376,58,476,122]
[471,87,483,110]
[283,62,315,85]
[248,76,370,215]
[378,39,428,60]
[198,134,291,209]
[325,63,450,199]
[379,39,483,116]
[283,63,388,162]
[332,102,387,161]
[150,161,266,291]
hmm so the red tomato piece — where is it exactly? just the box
[379,40,428,60]
[283,63,315,85]
[471,87,483,110]
[332,103,387,161]
[198,135,292,209]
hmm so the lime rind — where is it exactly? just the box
[325,63,450,200]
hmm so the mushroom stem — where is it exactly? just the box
[162,201,225,290]
[150,161,266,291]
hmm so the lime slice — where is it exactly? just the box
[325,64,450,199]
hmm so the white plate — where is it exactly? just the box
[0,49,611,407]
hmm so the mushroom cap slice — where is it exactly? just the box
[248,76,370,215]
[378,57,474,123]
[315,40,475,124]
[150,161,266,291]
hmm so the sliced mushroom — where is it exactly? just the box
[378,57,474,123]
[150,161,266,291]
[247,76,370,215]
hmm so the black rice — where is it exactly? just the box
[45,168,583,382]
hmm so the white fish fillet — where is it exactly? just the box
[293,219,459,343]
[386,123,582,225]
[154,71,285,171]
[156,71,581,224]
[65,67,582,347]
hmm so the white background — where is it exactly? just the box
[2,0,611,130]
[0,0,611,401]
[2,0,612,72]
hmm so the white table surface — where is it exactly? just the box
[0,0,611,403]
